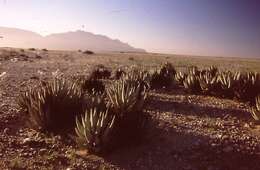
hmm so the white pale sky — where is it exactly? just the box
[0,0,260,57]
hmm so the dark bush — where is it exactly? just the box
[150,62,176,89]
[113,68,126,80]
[128,57,134,61]
[81,77,105,94]
[83,50,94,54]
[89,65,111,80]
[28,48,36,51]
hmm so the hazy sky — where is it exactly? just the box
[0,0,260,57]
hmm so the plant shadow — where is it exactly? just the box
[101,119,260,170]
[147,91,252,120]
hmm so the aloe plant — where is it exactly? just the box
[250,96,260,122]
[75,108,116,153]
[18,78,83,133]
[217,71,239,98]
[198,72,219,94]
[106,78,148,142]
[243,72,260,102]
[228,71,260,102]
[207,66,218,77]
[106,79,147,115]
[175,71,187,85]
[183,74,201,93]
[188,66,200,76]
[123,68,150,92]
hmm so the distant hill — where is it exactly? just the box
[0,27,145,52]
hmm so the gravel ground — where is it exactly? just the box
[0,48,260,170]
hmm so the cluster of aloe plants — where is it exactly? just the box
[233,72,260,102]
[181,66,218,94]
[174,66,260,121]
[216,71,260,101]
[177,66,260,103]
[75,72,148,153]
[18,62,260,153]
[19,68,149,154]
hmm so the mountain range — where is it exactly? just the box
[0,27,145,52]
